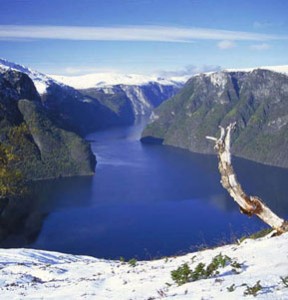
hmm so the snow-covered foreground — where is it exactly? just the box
[0,233,287,299]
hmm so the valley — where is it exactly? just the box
[0,117,288,259]
[0,59,288,298]
[1,1,287,298]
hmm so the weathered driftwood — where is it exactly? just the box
[206,123,288,234]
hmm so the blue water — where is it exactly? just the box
[25,118,288,260]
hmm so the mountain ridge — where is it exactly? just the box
[50,72,188,89]
[0,68,96,180]
[0,58,135,135]
[50,65,288,89]
[141,68,288,168]
[0,59,182,125]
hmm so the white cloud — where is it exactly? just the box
[0,25,286,43]
[158,64,221,77]
[250,43,271,50]
[217,40,236,49]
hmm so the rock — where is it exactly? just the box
[142,69,288,168]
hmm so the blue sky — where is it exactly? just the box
[0,0,287,75]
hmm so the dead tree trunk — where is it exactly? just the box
[206,123,288,234]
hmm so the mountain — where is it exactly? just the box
[0,232,287,299]
[141,68,288,168]
[0,59,133,135]
[50,72,187,89]
[51,72,186,117]
[0,67,95,180]
[225,65,288,75]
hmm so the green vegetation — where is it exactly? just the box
[0,142,24,198]
[0,69,95,183]
[171,253,241,286]
[119,257,125,263]
[280,276,288,287]
[128,258,137,267]
[14,100,95,179]
[239,228,273,243]
[141,70,288,168]
[80,88,134,124]
[243,281,263,297]
[171,263,193,285]
[227,284,236,292]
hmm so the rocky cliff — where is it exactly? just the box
[141,69,288,168]
[0,59,134,135]
[83,82,182,118]
[0,68,95,180]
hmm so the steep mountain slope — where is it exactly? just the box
[141,69,288,168]
[87,83,181,116]
[51,72,185,117]
[0,59,132,135]
[0,68,95,179]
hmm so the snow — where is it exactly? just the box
[50,65,288,90]
[203,65,288,89]
[2,57,287,94]
[225,65,288,75]
[50,73,189,89]
[0,58,64,95]
[0,232,287,299]
[209,72,228,88]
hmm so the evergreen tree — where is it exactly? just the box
[0,143,24,198]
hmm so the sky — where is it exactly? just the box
[0,0,288,76]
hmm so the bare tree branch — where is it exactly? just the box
[206,123,288,234]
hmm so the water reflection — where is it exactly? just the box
[0,176,93,248]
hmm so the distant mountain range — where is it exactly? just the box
[141,68,288,168]
[0,59,135,134]
[0,58,185,180]
[0,58,184,122]
[51,72,185,116]
[2,58,288,170]
[50,72,188,89]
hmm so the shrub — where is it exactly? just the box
[128,258,137,267]
[171,253,236,285]
[171,263,192,285]
[280,276,288,287]
[227,284,236,292]
[243,281,262,297]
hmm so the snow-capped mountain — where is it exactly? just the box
[0,58,184,118]
[91,83,182,116]
[51,65,288,116]
[2,58,287,96]
[0,58,135,134]
[51,73,186,116]
[50,72,188,89]
[50,65,288,90]
[225,65,288,74]
[0,232,287,299]
[0,58,65,95]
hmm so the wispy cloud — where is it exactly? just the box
[250,43,271,51]
[217,40,236,49]
[0,25,287,43]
